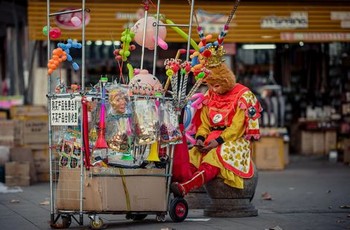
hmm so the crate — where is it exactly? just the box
[253,137,285,170]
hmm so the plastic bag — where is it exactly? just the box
[159,100,182,147]
[132,98,159,145]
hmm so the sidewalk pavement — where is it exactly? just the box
[0,155,349,230]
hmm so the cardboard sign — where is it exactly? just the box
[51,98,80,126]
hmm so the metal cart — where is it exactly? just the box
[46,0,196,229]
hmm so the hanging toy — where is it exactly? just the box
[129,69,163,96]
[115,28,135,62]
[70,16,82,27]
[95,76,109,149]
[113,30,136,84]
[165,18,199,51]
[47,48,67,75]
[131,16,168,50]
[57,39,82,71]
[42,26,51,36]
[49,27,62,39]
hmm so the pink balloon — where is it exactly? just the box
[185,130,196,145]
[154,35,168,50]
[71,16,82,27]
[131,17,167,50]
[190,93,205,109]
[49,27,61,39]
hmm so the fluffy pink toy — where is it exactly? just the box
[128,69,163,96]
[131,17,168,50]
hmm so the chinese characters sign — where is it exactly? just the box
[51,98,79,126]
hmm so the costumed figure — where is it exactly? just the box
[171,43,262,197]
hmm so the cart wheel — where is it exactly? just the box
[128,214,147,221]
[90,217,103,230]
[61,215,72,228]
[50,214,72,229]
[169,197,188,222]
[156,213,166,222]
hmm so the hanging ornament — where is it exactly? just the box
[49,27,62,39]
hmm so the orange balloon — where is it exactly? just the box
[48,68,53,74]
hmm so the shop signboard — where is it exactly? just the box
[261,12,308,29]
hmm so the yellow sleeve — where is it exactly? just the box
[220,108,246,142]
[195,106,210,139]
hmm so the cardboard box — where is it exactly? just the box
[0,120,15,147]
[284,142,289,165]
[10,105,47,119]
[253,137,285,170]
[5,162,30,186]
[300,130,337,155]
[312,132,325,155]
[300,131,313,154]
[32,145,50,173]
[324,131,337,153]
[37,172,50,182]
[56,167,167,212]
[343,139,350,164]
[10,147,37,184]
[14,115,48,146]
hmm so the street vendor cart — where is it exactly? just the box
[45,0,199,229]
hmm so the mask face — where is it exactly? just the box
[208,81,229,94]
[205,64,236,94]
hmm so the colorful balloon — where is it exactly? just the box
[49,27,62,39]
[165,19,199,51]
[71,16,82,27]
[42,26,50,36]
[131,16,168,50]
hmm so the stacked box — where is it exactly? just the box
[0,120,15,147]
[300,131,313,154]
[5,162,30,187]
[343,139,350,164]
[14,115,48,146]
[31,145,50,182]
[300,130,337,155]
[10,105,47,119]
[10,147,37,184]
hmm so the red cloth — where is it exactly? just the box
[172,124,196,183]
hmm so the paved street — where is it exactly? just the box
[0,155,349,230]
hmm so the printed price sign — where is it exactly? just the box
[51,98,80,126]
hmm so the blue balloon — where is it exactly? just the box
[183,104,192,129]
[67,54,72,62]
[72,62,79,71]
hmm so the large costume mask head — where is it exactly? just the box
[205,63,236,95]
